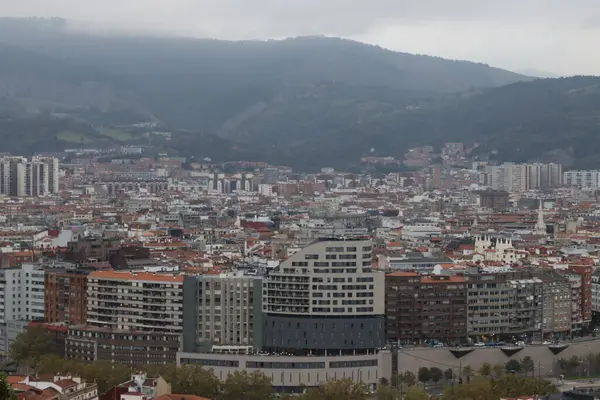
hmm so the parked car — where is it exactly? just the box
[474,342,485,347]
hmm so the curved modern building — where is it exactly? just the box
[177,238,390,392]
[261,238,385,356]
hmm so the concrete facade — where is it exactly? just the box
[177,350,392,391]
[396,339,600,377]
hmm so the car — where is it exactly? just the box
[542,341,551,345]
[474,342,485,347]
[515,341,526,347]
[433,343,444,348]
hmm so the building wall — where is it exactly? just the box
[182,274,259,353]
[262,315,385,352]
[396,339,600,376]
[386,273,467,343]
[66,325,180,365]
[44,271,88,325]
[177,351,392,391]
[86,271,183,334]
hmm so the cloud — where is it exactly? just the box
[2,0,600,75]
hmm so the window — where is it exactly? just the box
[305,254,319,260]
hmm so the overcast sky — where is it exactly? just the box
[3,0,600,75]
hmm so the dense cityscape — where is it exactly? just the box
[0,142,598,399]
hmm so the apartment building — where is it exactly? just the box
[45,268,89,325]
[465,270,544,339]
[569,263,594,325]
[484,163,562,193]
[0,264,45,357]
[385,272,467,344]
[86,271,183,334]
[182,272,260,353]
[539,271,572,337]
[0,264,45,324]
[0,156,60,197]
[261,238,385,356]
[592,269,600,315]
[65,325,180,365]
[564,170,600,189]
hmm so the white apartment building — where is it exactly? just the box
[564,170,600,189]
[86,271,183,334]
[0,264,45,324]
[484,163,562,193]
[0,156,60,197]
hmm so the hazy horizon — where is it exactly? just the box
[2,0,600,76]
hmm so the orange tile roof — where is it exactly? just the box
[88,270,184,283]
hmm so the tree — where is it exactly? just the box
[9,326,57,368]
[429,367,443,383]
[398,371,417,388]
[405,386,428,400]
[418,367,430,384]
[444,368,454,381]
[520,356,534,377]
[299,378,368,400]
[0,372,16,400]
[219,370,274,400]
[505,359,522,373]
[478,363,492,377]
[376,383,399,400]
[491,364,505,378]
[462,365,473,382]
[441,375,558,400]
[168,364,219,398]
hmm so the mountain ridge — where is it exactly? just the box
[2,17,600,170]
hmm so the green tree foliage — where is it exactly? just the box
[462,365,473,381]
[9,326,57,368]
[404,386,428,400]
[417,367,430,384]
[376,382,399,400]
[441,375,558,400]
[0,372,17,400]
[219,370,275,400]
[397,371,417,387]
[444,368,454,381]
[298,378,369,400]
[429,367,443,383]
[520,357,535,377]
[478,363,492,377]
[505,359,522,373]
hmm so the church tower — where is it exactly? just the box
[535,199,546,235]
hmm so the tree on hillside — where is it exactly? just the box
[441,375,557,400]
[9,325,57,368]
[298,378,369,400]
[0,372,16,400]
[219,370,274,400]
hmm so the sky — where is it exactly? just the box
[2,0,600,76]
